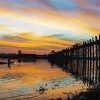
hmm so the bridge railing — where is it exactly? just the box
[48,35,100,84]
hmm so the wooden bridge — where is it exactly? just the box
[48,35,100,85]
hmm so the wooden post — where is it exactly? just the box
[77,44,79,75]
[92,37,95,80]
[84,41,87,76]
[90,39,92,76]
[98,35,100,81]
[87,40,89,77]
[99,35,100,68]
[82,42,85,76]
[95,36,98,82]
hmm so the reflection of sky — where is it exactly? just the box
[0,60,68,98]
[0,60,87,99]
[0,0,100,54]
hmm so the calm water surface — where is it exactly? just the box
[0,59,88,100]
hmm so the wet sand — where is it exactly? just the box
[71,82,100,100]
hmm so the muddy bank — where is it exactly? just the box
[48,83,100,100]
[71,83,100,100]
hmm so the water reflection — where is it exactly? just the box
[0,59,88,100]
[48,59,100,87]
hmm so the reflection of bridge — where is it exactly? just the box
[48,35,100,86]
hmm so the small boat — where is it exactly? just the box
[0,62,8,64]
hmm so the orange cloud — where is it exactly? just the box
[0,2,100,54]
[0,32,76,54]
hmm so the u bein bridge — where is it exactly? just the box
[48,35,100,86]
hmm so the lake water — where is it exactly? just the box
[0,59,89,100]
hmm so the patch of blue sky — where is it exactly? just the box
[63,32,91,40]
[46,30,81,41]
[49,0,79,10]
[50,30,92,41]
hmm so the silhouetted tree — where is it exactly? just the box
[18,50,22,55]
[50,50,55,54]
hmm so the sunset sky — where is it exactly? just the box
[0,0,100,54]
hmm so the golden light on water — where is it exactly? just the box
[0,60,88,100]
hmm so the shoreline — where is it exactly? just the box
[71,82,100,100]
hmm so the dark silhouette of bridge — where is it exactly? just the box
[48,35,100,85]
